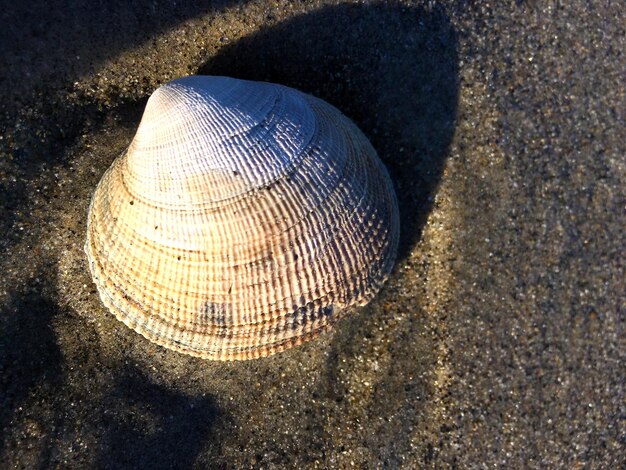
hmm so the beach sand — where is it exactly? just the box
[1,1,624,467]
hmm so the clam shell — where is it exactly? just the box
[85,75,399,360]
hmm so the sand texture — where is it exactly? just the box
[1,1,624,468]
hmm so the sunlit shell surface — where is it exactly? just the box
[85,75,399,360]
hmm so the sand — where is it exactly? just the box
[1,1,624,468]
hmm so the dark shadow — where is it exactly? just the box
[96,364,222,470]
[202,3,459,260]
[0,277,64,461]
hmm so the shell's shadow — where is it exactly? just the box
[96,364,222,470]
[201,3,459,261]
[0,275,64,465]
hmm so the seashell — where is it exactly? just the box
[84,75,399,360]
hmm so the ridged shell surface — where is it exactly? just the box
[85,75,399,360]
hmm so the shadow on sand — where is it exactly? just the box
[0,274,65,466]
[96,364,222,470]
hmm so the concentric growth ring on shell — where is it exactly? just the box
[85,75,399,360]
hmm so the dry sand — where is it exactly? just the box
[1,1,624,468]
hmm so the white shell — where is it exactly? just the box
[85,75,399,360]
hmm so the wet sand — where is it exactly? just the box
[1,1,624,468]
